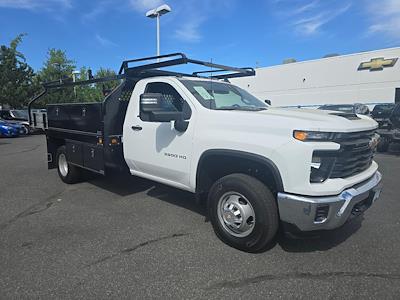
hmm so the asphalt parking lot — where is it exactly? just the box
[1,135,400,299]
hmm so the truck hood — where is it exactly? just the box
[268,107,377,131]
[213,107,378,133]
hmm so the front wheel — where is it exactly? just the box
[208,173,279,252]
[56,146,81,184]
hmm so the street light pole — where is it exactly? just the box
[156,13,160,58]
[146,4,171,62]
[72,70,80,99]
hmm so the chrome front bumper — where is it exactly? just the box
[277,172,383,231]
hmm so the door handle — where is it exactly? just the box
[131,125,143,131]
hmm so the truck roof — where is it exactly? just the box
[147,75,228,83]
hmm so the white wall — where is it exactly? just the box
[231,47,400,108]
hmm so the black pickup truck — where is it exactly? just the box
[371,103,396,129]
[377,103,400,152]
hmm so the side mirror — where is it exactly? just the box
[174,119,189,132]
[173,101,191,132]
[140,93,184,123]
[140,93,162,112]
[264,99,271,105]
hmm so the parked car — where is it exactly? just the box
[0,109,28,121]
[371,103,396,128]
[0,109,31,133]
[318,103,370,115]
[0,119,27,137]
[31,53,382,252]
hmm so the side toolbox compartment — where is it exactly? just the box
[83,144,104,174]
[66,141,84,166]
[66,140,105,175]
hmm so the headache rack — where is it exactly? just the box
[28,52,255,124]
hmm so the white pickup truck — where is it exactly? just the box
[30,53,382,252]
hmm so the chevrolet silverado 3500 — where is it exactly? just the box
[29,53,382,252]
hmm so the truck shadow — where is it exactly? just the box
[277,217,363,253]
[87,171,364,252]
[86,171,206,216]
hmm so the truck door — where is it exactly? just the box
[123,80,195,190]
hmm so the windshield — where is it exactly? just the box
[10,110,28,119]
[373,104,395,111]
[180,80,267,111]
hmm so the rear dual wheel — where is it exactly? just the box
[56,146,81,184]
[208,173,279,252]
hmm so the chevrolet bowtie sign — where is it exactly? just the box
[358,57,398,71]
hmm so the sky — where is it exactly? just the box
[1,0,400,73]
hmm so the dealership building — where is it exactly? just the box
[231,47,400,108]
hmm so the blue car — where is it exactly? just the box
[0,119,27,137]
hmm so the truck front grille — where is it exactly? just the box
[329,130,376,179]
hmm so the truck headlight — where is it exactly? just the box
[310,152,336,183]
[294,130,334,142]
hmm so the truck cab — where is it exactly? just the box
[32,53,383,252]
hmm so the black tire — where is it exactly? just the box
[56,146,81,184]
[377,137,390,153]
[23,125,30,135]
[208,173,279,252]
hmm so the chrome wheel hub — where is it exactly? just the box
[58,153,68,177]
[217,192,256,237]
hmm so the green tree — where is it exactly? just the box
[36,48,76,105]
[95,68,119,90]
[38,48,76,83]
[37,52,120,104]
[0,34,37,108]
[74,67,120,102]
[74,66,98,102]
[94,67,119,99]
